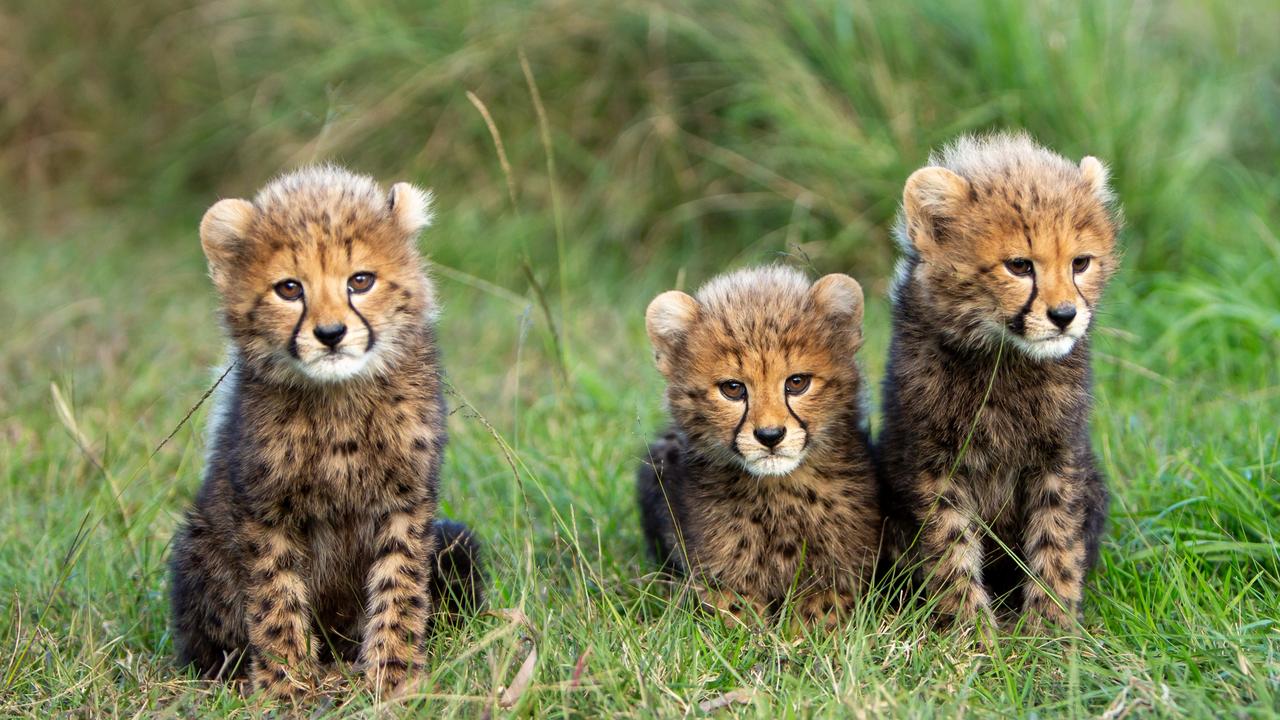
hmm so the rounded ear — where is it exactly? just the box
[199,198,255,290]
[809,273,864,345]
[645,290,698,375]
[388,182,434,237]
[1079,156,1113,202]
[903,166,970,258]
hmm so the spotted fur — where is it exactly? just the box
[637,266,881,628]
[169,166,484,699]
[878,133,1118,631]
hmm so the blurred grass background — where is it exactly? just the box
[1,0,1278,716]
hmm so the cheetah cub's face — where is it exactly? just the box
[903,150,1117,361]
[199,168,435,383]
[647,267,864,477]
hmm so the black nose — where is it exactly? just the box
[753,426,786,449]
[313,323,347,348]
[1047,304,1077,330]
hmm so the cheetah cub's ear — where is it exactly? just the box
[1079,156,1113,202]
[903,166,971,260]
[388,182,435,238]
[646,290,699,377]
[199,198,256,292]
[810,273,864,348]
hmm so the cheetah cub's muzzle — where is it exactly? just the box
[726,375,813,477]
[282,270,382,382]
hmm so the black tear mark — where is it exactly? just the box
[1071,271,1092,310]
[730,395,750,458]
[348,294,376,351]
[287,296,308,359]
[1008,281,1038,336]
[782,393,810,451]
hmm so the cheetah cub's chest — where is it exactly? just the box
[690,466,864,602]
[241,378,441,519]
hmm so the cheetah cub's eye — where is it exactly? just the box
[785,374,811,395]
[719,381,746,401]
[1072,256,1092,273]
[348,272,376,294]
[274,279,303,301]
[1004,258,1034,277]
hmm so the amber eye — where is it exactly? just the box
[1072,256,1092,273]
[785,374,812,395]
[719,380,746,401]
[274,279,303,301]
[348,272,376,293]
[1004,258,1034,277]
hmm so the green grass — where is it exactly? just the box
[2,0,1278,716]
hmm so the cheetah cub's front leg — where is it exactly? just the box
[245,520,317,699]
[918,477,995,630]
[1021,467,1086,629]
[360,504,435,695]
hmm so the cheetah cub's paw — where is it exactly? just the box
[789,588,857,633]
[250,660,317,703]
[696,585,769,628]
[1020,587,1080,633]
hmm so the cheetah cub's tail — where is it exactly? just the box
[636,429,686,575]
[429,518,486,624]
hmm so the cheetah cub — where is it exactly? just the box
[637,266,881,628]
[170,167,484,699]
[879,133,1118,631]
